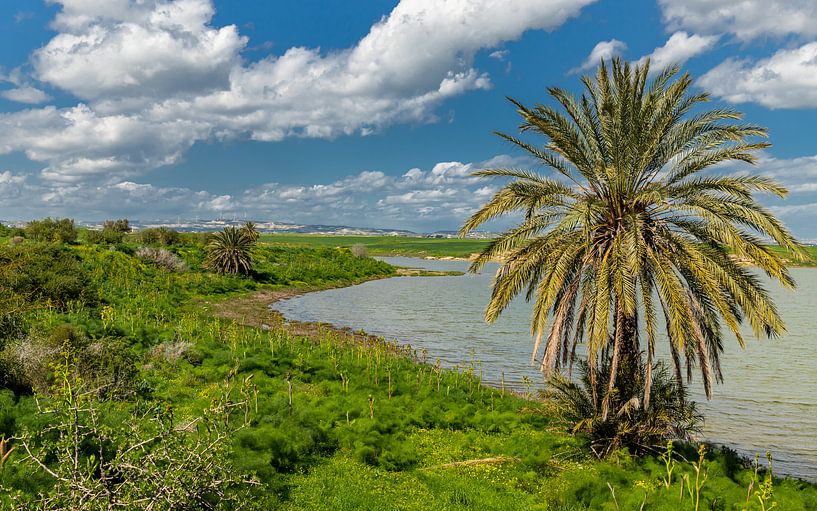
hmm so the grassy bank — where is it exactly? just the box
[259,234,491,259]
[260,234,817,269]
[0,234,815,509]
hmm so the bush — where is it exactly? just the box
[205,227,255,275]
[24,217,77,243]
[136,247,188,272]
[0,244,95,308]
[7,355,258,510]
[84,228,125,245]
[148,339,201,366]
[546,359,702,458]
[0,325,137,397]
[102,218,131,233]
[351,244,368,258]
[138,227,181,246]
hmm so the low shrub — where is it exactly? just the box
[136,246,188,272]
[0,244,96,308]
[102,218,131,233]
[148,339,201,366]
[84,228,125,244]
[138,227,181,246]
[0,325,137,398]
[24,217,77,243]
[546,359,702,458]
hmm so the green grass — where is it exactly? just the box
[1,237,817,509]
[263,234,817,267]
[768,244,817,267]
[259,234,492,258]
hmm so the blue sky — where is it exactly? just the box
[0,1,816,234]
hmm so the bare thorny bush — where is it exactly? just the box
[2,343,260,511]
[135,247,187,273]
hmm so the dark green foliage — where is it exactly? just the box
[4,351,258,510]
[0,323,137,398]
[252,246,393,285]
[138,227,181,246]
[547,360,702,457]
[206,227,255,275]
[24,217,77,243]
[102,218,131,233]
[84,220,132,245]
[0,244,95,308]
[241,221,260,242]
[83,228,125,244]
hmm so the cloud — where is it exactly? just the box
[0,86,52,104]
[658,0,817,41]
[34,0,246,101]
[1,0,597,184]
[0,154,532,231]
[698,42,817,108]
[14,11,35,23]
[489,50,509,61]
[571,39,626,73]
[636,32,718,73]
[0,104,209,183]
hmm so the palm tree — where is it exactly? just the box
[460,59,802,419]
[205,227,255,275]
[241,221,260,242]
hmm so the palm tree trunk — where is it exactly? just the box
[602,301,640,420]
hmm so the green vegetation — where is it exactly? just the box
[0,223,813,509]
[462,59,803,453]
[259,233,491,258]
[24,217,78,244]
[206,226,257,275]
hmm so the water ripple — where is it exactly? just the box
[274,258,817,481]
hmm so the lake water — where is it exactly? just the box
[274,257,817,480]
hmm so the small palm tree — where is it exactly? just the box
[241,221,260,242]
[205,227,254,275]
[461,59,802,419]
[547,359,702,457]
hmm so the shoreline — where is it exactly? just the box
[206,266,817,483]
[206,272,531,401]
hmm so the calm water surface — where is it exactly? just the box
[274,257,817,480]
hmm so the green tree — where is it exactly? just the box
[101,218,131,233]
[24,218,77,244]
[205,227,255,275]
[460,59,802,420]
[241,221,260,242]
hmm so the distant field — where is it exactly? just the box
[260,234,817,266]
[768,245,817,267]
[259,234,492,258]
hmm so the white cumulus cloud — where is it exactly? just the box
[0,86,52,104]
[698,43,817,108]
[636,32,718,73]
[572,39,626,73]
[658,0,817,41]
[0,154,532,231]
[0,0,597,184]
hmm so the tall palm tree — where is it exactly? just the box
[205,227,255,275]
[460,59,802,418]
